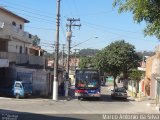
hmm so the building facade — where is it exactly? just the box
[0,7,49,96]
[144,45,160,104]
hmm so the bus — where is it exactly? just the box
[75,69,101,100]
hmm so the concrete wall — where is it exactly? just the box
[145,52,160,98]
[0,52,45,65]
[144,56,154,96]
[8,40,31,54]
[15,67,49,96]
[128,85,136,93]
[139,79,145,94]
[0,8,33,53]
[0,9,25,30]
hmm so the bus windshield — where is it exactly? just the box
[75,70,100,90]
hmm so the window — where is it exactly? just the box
[20,46,22,54]
[25,47,28,54]
[15,83,22,88]
[29,34,32,38]
[20,24,23,29]
[12,21,16,26]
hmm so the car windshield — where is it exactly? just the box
[15,83,22,88]
[115,88,126,93]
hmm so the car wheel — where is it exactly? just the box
[124,98,127,100]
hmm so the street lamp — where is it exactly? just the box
[71,36,98,49]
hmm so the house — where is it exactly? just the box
[144,45,160,104]
[128,59,146,97]
[0,7,49,96]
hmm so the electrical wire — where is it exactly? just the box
[3,5,56,19]
[1,0,54,15]
[25,26,56,31]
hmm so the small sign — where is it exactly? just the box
[0,59,9,67]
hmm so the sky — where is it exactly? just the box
[0,0,159,53]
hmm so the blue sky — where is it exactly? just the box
[1,0,159,53]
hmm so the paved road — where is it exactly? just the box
[0,86,159,120]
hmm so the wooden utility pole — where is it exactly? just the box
[66,18,81,76]
[62,44,65,72]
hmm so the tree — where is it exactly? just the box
[79,49,100,57]
[92,50,106,71]
[130,69,144,97]
[93,40,140,88]
[32,35,40,46]
[78,56,93,69]
[113,0,160,39]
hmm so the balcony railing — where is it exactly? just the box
[0,52,45,66]
[0,21,33,43]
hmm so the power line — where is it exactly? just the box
[26,18,55,24]
[1,0,54,15]
[82,20,140,34]
[0,5,56,23]
[80,10,115,16]
[60,19,67,44]
[4,5,56,19]
[25,26,56,31]
[11,11,56,23]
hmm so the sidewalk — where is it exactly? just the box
[127,91,160,112]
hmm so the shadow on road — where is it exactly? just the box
[0,109,86,120]
[79,94,134,102]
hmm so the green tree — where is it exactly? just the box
[130,69,144,97]
[93,40,140,88]
[33,35,40,46]
[113,0,160,39]
[78,56,93,69]
[92,50,106,71]
[79,49,100,57]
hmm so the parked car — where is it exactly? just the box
[111,87,127,100]
[0,81,32,99]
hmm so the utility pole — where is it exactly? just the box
[66,18,81,77]
[53,0,60,101]
[62,44,65,73]
[74,49,80,71]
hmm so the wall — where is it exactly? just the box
[139,79,145,94]
[0,8,33,53]
[15,67,49,96]
[144,56,154,96]
[145,52,160,98]
[0,9,25,30]
[8,40,31,54]
[128,80,136,93]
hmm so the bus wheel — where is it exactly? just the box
[15,94,20,99]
